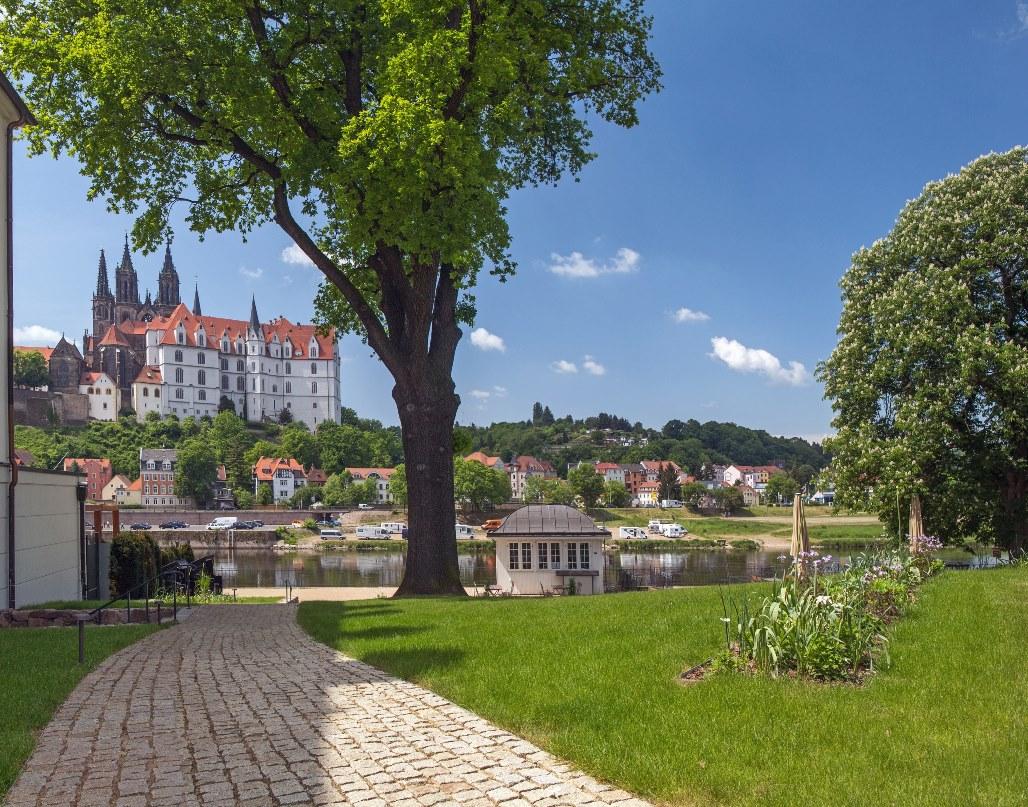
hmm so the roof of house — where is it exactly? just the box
[465,451,503,466]
[510,455,555,474]
[638,480,659,490]
[140,448,178,462]
[134,365,163,384]
[493,505,610,537]
[594,462,620,472]
[253,456,306,481]
[63,457,112,470]
[0,70,34,125]
[345,467,395,480]
[128,477,142,491]
[143,303,336,359]
[14,345,54,362]
[98,324,131,347]
[641,460,681,473]
[105,474,131,489]
[306,467,327,484]
[13,448,34,467]
[79,371,111,385]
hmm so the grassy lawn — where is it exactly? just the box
[0,624,160,797]
[299,569,1027,806]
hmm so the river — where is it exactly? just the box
[209,546,1001,592]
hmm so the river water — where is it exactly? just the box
[210,546,1000,591]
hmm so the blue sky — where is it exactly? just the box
[11,1,1028,438]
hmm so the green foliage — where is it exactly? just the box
[109,531,160,597]
[656,462,680,502]
[256,483,273,506]
[174,437,218,507]
[389,464,408,507]
[454,458,511,511]
[13,350,49,388]
[288,485,319,509]
[234,488,255,509]
[538,478,576,505]
[712,486,745,515]
[763,472,797,505]
[819,148,1028,551]
[280,425,318,469]
[158,542,194,567]
[567,463,605,508]
[603,480,630,507]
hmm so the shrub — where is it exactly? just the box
[109,531,161,597]
[302,518,319,532]
[159,542,194,567]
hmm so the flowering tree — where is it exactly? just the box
[0,1,660,594]
[819,149,1028,552]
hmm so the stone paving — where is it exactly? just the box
[5,605,651,807]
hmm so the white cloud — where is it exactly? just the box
[582,355,606,376]
[1019,1,1028,29]
[548,247,640,278]
[239,266,263,280]
[470,389,492,400]
[551,359,578,374]
[674,307,710,323]
[709,337,809,386]
[14,325,61,345]
[281,243,315,266]
[492,385,508,397]
[469,327,506,352]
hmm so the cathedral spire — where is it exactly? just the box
[116,233,140,304]
[157,236,181,309]
[162,237,175,274]
[249,295,261,333]
[95,249,112,298]
[144,288,153,306]
[192,284,202,316]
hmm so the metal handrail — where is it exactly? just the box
[77,555,214,663]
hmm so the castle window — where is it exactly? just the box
[197,370,206,385]
[220,358,227,370]
[221,375,228,390]
[236,359,243,372]
[311,382,317,394]
[176,329,184,344]
[87,387,94,394]
[143,388,149,397]
[285,382,291,394]
[285,362,291,374]
[197,353,206,365]
[197,332,206,347]
[174,368,183,383]
[105,388,111,395]
[154,389,160,398]
[221,339,228,352]
[174,350,183,363]
[313,402,318,408]
[272,384,277,393]
[310,363,317,374]
[175,388,184,399]
[251,379,255,391]
[198,390,206,401]
[310,341,319,359]
[236,377,244,391]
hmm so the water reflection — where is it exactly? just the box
[211,545,1005,591]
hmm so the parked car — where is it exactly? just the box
[206,516,239,530]
[234,520,256,530]
[128,522,152,530]
[319,528,342,540]
[482,518,503,533]
[357,503,374,510]
[250,519,264,527]
[159,521,188,529]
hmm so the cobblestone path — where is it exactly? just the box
[5,605,651,807]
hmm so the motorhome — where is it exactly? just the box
[660,499,683,509]
[455,524,476,539]
[659,523,684,538]
[355,525,391,539]
[619,526,648,539]
[648,519,671,534]
[380,522,406,534]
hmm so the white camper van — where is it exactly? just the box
[380,521,406,534]
[206,516,238,530]
[619,526,648,539]
[355,525,391,539]
[455,524,475,539]
[660,499,683,509]
[648,519,671,534]
[659,523,684,538]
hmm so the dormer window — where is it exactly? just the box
[176,326,185,344]
[309,340,319,359]
[197,329,206,347]
[221,338,229,352]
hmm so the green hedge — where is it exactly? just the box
[109,532,161,597]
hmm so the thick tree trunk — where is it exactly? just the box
[1001,468,1028,556]
[393,381,465,596]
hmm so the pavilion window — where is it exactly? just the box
[521,543,532,570]
[537,543,549,570]
[579,544,590,569]
[567,543,579,570]
[550,543,561,568]
[508,543,520,570]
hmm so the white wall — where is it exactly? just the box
[9,469,82,607]
[494,537,605,595]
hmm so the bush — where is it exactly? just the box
[159,542,194,567]
[302,518,319,532]
[109,531,161,597]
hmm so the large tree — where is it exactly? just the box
[1,0,659,593]
[175,437,219,508]
[14,350,50,388]
[819,149,1028,552]
[567,463,604,508]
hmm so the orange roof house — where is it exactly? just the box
[464,451,505,470]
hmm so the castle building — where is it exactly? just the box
[85,240,341,428]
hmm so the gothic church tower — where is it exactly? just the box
[156,240,181,314]
[91,249,114,338]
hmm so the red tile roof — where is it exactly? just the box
[465,451,503,467]
[79,371,110,385]
[148,303,336,358]
[98,324,131,347]
[128,477,142,491]
[14,345,54,362]
[345,467,395,480]
[641,460,681,473]
[134,366,162,384]
[253,456,306,481]
[510,456,556,475]
[63,457,112,475]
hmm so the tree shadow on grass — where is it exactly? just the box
[337,624,428,641]
[358,646,465,679]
